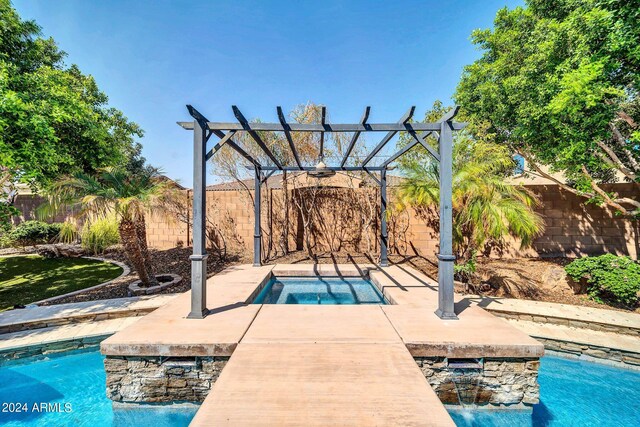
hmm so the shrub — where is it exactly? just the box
[0,204,19,232]
[454,253,477,283]
[0,231,14,248]
[56,221,78,244]
[81,217,120,254]
[9,221,61,247]
[565,254,640,307]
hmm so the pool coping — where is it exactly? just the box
[465,295,640,337]
[0,295,176,334]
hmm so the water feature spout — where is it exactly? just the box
[447,359,483,409]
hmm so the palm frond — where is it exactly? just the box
[398,137,544,257]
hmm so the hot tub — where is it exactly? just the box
[252,276,387,305]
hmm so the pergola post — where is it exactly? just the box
[435,120,458,320]
[188,119,208,319]
[253,167,262,267]
[380,170,389,267]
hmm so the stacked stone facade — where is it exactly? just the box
[415,357,541,407]
[104,356,228,403]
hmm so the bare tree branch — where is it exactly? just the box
[610,122,640,172]
[520,151,639,216]
[595,140,639,185]
[581,165,640,215]
[617,111,638,128]
[520,151,594,198]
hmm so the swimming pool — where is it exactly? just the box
[252,276,387,304]
[1,348,638,425]
[449,355,640,426]
[0,349,197,426]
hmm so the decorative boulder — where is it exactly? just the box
[36,244,84,259]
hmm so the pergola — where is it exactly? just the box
[178,105,466,321]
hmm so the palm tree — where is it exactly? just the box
[44,167,183,286]
[397,138,544,262]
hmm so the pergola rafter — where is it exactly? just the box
[340,106,370,168]
[233,106,282,169]
[179,105,466,321]
[361,106,415,166]
[276,106,302,169]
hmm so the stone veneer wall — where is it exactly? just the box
[535,337,640,367]
[104,356,228,403]
[489,311,640,337]
[415,357,540,407]
[0,335,107,365]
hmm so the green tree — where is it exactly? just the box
[396,105,544,261]
[44,168,184,286]
[455,0,640,217]
[0,0,143,227]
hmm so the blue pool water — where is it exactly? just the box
[2,349,638,426]
[0,349,197,426]
[449,355,640,427]
[252,276,387,304]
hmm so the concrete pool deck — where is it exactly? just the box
[101,263,543,425]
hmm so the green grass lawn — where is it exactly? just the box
[0,255,123,311]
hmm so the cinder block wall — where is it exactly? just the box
[527,184,638,258]
[11,183,639,259]
[144,183,638,258]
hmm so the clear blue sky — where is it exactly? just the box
[15,0,523,187]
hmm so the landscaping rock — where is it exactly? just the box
[36,244,84,259]
[128,274,182,296]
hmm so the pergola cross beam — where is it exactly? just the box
[361,106,415,166]
[181,105,465,321]
[177,121,464,132]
